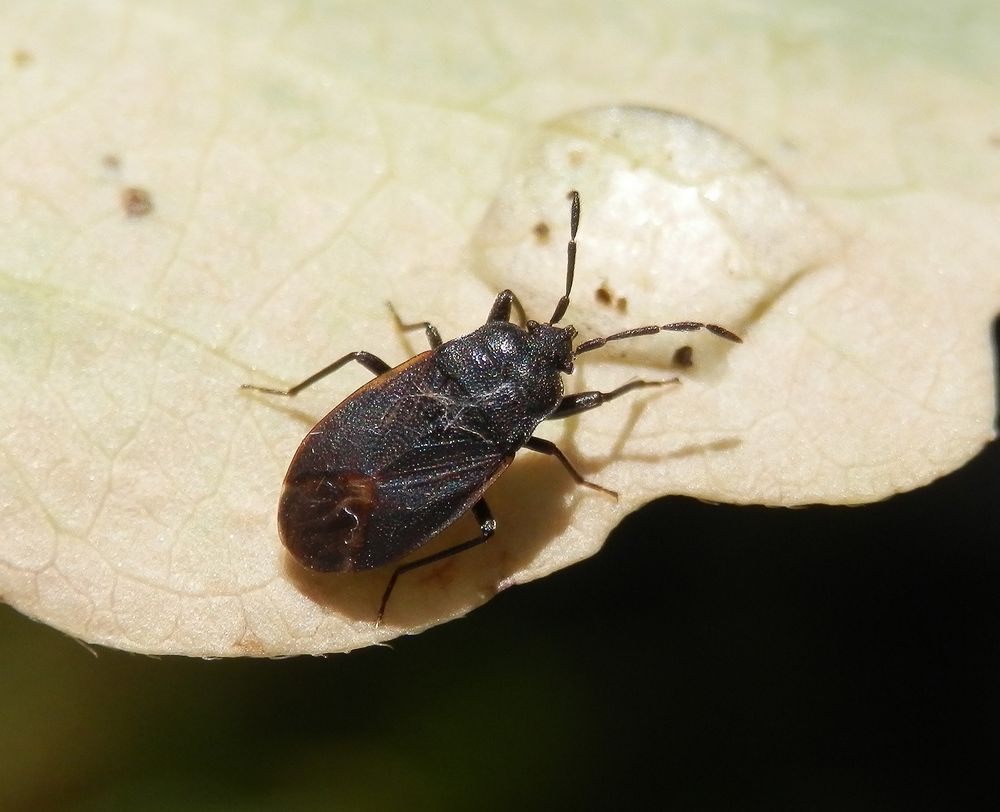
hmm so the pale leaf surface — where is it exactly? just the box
[1,1,996,655]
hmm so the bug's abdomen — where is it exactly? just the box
[278,470,377,572]
[275,352,518,574]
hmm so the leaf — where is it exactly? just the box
[1,1,997,655]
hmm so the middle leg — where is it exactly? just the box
[524,437,617,499]
[387,301,442,349]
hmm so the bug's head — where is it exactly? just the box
[526,319,576,374]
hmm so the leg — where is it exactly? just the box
[524,436,617,499]
[376,498,496,626]
[387,302,442,349]
[241,351,391,397]
[548,378,679,419]
[487,289,527,326]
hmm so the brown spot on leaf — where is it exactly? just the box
[232,632,267,657]
[121,186,153,217]
[532,221,550,243]
[672,345,694,368]
[12,49,33,67]
[594,284,628,313]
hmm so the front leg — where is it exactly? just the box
[548,378,679,420]
[487,289,527,325]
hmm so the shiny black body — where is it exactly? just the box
[243,191,741,623]
[279,320,572,573]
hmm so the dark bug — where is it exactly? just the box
[243,191,741,625]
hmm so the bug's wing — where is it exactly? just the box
[363,433,513,569]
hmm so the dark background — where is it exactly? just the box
[4,320,998,811]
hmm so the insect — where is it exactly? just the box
[243,191,741,625]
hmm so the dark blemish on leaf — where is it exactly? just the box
[672,345,694,368]
[532,221,550,243]
[103,154,122,172]
[12,49,33,67]
[121,186,153,218]
[595,284,628,314]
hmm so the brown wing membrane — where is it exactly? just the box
[278,352,515,573]
[279,445,511,573]
[366,442,512,568]
[278,470,377,572]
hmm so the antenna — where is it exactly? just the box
[549,190,579,324]
[574,322,742,356]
